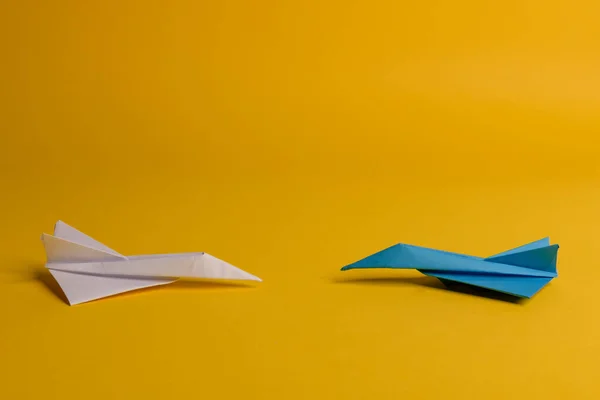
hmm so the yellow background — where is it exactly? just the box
[1,0,600,398]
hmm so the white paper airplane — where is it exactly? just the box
[41,221,261,305]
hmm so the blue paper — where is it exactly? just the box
[341,239,559,298]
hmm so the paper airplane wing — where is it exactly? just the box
[43,222,174,305]
[421,272,554,298]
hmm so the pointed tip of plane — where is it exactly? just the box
[236,267,262,282]
[239,270,263,282]
[199,253,263,282]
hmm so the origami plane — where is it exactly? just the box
[341,238,559,298]
[41,221,261,305]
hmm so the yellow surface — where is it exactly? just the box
[1,1,600,398]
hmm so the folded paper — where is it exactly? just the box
[42,221,261,305]
[341,238,558,298]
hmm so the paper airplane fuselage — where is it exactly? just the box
[341,238,559,298]
[42,221,261,305]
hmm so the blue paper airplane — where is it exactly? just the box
[341,238,558,298]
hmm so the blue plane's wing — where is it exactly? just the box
[422,271,554,298]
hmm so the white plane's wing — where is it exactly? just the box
[42,225,173,305]
[47,270,173,306]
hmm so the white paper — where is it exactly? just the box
[41,221,261,305]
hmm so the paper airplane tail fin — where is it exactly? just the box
[486,240,559,274]
[41,233,125,263]
[53,221,123,256]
